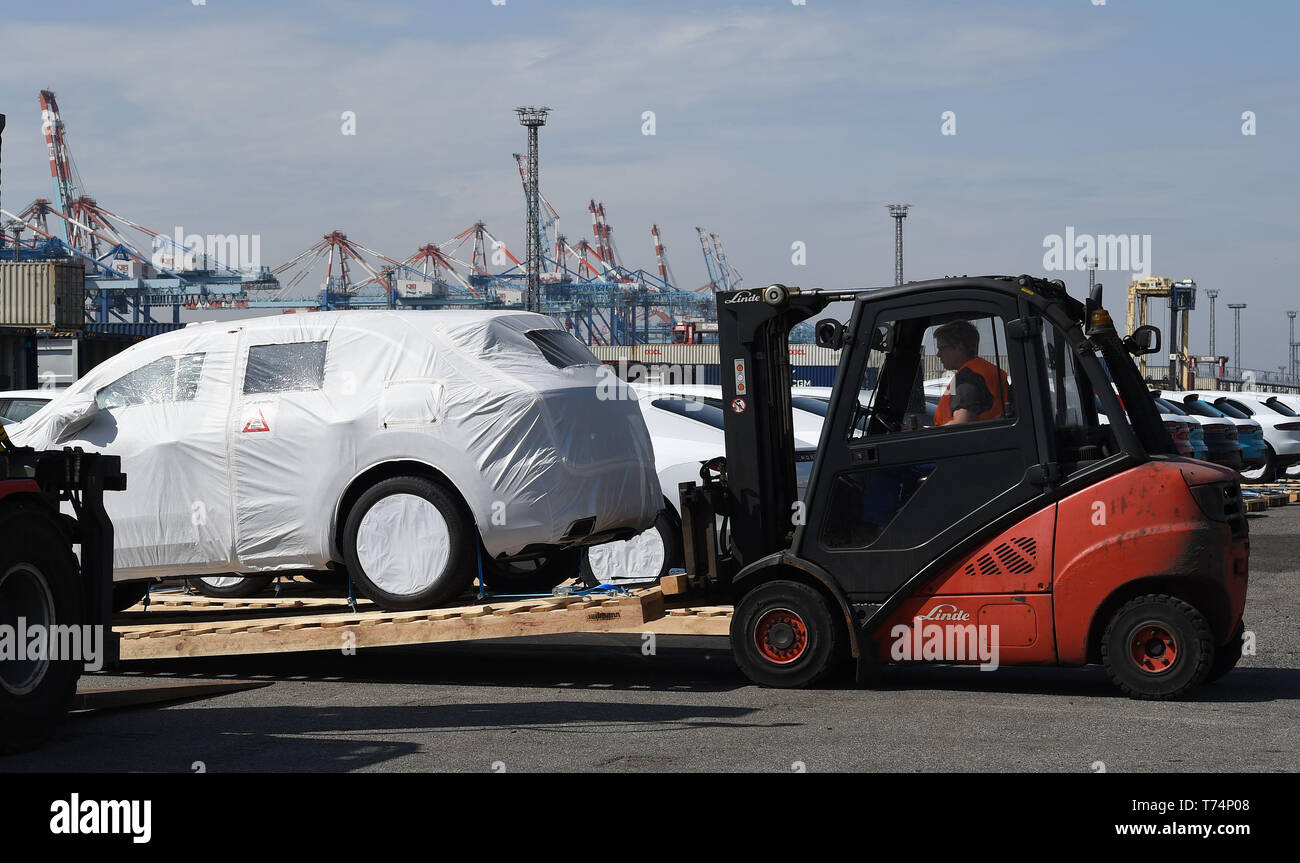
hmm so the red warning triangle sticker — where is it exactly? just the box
[242,410,270,433]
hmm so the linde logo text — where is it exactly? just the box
[890,610,1001,671]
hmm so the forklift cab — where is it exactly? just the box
[798,282,1159,601]
[685,276,1248,698]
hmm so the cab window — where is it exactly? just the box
[850,313,1013,440]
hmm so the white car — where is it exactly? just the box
[9,311,660,610]
[0,389,55,423]
[1201,389,1300,478]
[1176,391,1298,480]
[583,385,820,585]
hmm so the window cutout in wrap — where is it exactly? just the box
[96,353,207,409]
[243,341,328,394]
[524,330,599,369]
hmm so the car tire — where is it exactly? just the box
[482,549,581,596]
[343,476,475,611]
[579,509,682,588]
[1205,620,1246,683]
[0,506,84,754]
[1237,444,1279,486]
[111,581,152,612]
[302,570,349,587]
[187,574,277,598]
[731,579,845,688]
[1101,594,1213,700]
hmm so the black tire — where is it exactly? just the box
[1258,445,1278,483]
[0,505,84,755]
[343,476,475,611]
[1101,594,1214,700]
[302,570,349,587]
[111,581,151,613]
[483,549,581,596]
[186,574,276,598]
[1206,620,1246,683]
[731,579,845,688]
[579,509,682,588]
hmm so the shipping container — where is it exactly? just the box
[0,261,85,328]
[0,330,38,391]
[397,278,442,298]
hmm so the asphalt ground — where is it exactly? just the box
[5,505,1297,773]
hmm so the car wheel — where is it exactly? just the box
[187,574,277,598]
[580,509,682,587]
[302,570,349,587]
[0,507,83,754]
[1240,444,1277,484]
[111,581,152,612]
[482,549,581,596]
[731,580,845,688]
[1101,594,1213,700]
[343,476,475,611]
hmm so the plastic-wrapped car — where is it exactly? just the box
[8,311,661,610]
[582,385,820,586]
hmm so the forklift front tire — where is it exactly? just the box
[732,580,845,688]
[1101,594,1214,700]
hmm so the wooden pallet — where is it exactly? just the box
[115,589,688,660]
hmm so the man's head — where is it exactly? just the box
[934,320,979,370]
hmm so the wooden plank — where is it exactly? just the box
[659,574,689,596]
[117,590,670,660]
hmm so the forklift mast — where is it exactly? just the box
[714,285,846,566]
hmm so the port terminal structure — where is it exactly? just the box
[0,91,738,346]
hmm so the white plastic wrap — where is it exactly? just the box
[587,526,666,584]
[10,311,660,581]
[354,493,451,595]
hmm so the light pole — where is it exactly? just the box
[515,106,550,313]
[887,204,910,286]
[1205,289,1219,360]
[1289,310,1297,381]
[1228,303,1246,379]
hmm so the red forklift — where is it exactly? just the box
[679,276,1249,699]
[0,425,125,751]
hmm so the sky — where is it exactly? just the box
[1,0,1297,372]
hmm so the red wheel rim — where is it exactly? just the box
[1129,623,1179,674]
[754,608,809,665]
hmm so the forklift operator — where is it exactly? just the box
[932,320,1010,425]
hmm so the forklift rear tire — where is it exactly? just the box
[1205,620,1246,683]
[1101,594,1213,700]
[0,508,83,755]
[732,580,845,688]
[187,574,276,598]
